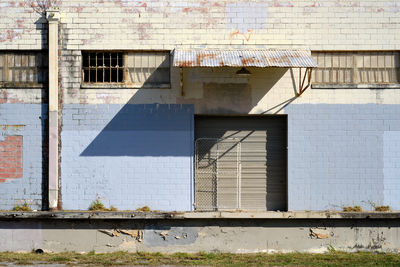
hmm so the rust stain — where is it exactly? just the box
[241,57,260,66]
[176,61,194,67]
[269,55,290,64]
[229,29,253,42]
[196,53,216,65]
[75,6,83,12]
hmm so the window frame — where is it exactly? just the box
[311,50,400,89]
[0,50,48,89]
[80,50,171,89]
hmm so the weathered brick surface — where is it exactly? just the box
[61,104,194,211]
[0,136,23,179]
[0,104,47,210]
[0,0,400,211]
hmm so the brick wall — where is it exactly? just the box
[0,0,399,211]
[54,0,400,51]
[2,1,399,51]
[0,136,23,181]
[0,104,47,210]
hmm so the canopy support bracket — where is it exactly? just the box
[297,67,313,96]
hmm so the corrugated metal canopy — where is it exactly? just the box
[173,49,317,68]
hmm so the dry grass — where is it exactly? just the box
[0,251,399,266]
[343,206,362,212]
[135,206,151,212]
[12,203,31,212]
[88,200,118,211]
[375,206,390,212]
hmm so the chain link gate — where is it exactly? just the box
[194,138,242,211]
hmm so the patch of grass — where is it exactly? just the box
[135,206,151,212]
[0,251,399,266]
[375,206,390,212]
[12,202,31,212]
[343,206,362,212]
[109,205,118,211]
[89,199,107,211]
[88,199,118,211]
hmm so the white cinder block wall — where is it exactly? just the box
[0,0,400,211]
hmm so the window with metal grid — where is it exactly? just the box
[312,51,399,85]
[82,52,124,83]
[0,51,47,87]
[81,51,170,88]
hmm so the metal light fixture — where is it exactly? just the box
[236,67,251,76]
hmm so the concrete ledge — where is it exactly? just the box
[0,211,400,220]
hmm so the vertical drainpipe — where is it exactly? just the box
[46,9,60,210]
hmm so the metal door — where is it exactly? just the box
[194,116,287,211]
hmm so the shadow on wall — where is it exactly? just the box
[80,103,194,157]
[177,67,293,114]
[79,66,298,157]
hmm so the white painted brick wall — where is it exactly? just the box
[1,0,400,108]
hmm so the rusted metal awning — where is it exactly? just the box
[173,49,317,68]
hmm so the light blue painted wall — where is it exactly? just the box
[61,104,194,211]
[286,104,400,211]
[0,104,47,210]
[383,131,400,210]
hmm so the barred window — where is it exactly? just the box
[0,51,47,87]
[312,51,399,85]
[82,51,170,88]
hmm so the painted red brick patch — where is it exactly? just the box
[0,136,23,179]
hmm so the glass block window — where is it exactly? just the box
[81,51,170,88]
[0,51,47,87]
[312,51,399,84]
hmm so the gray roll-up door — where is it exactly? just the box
[195,116,287,211]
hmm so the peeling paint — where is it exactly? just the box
[182,7,207,14]
[229,29,253,42]
[272,0,294,8]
